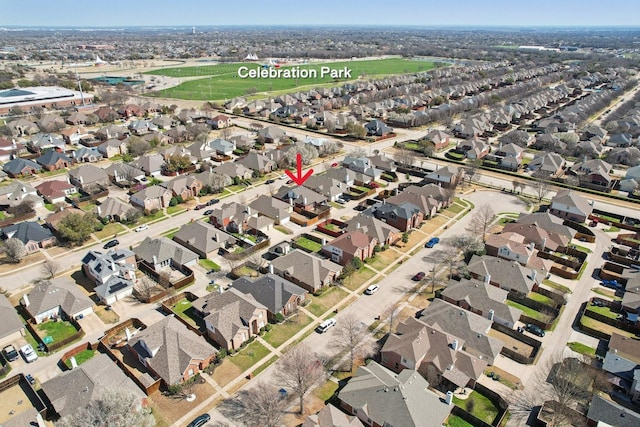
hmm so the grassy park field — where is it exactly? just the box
[145,58,440,101]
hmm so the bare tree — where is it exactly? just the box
[381,302,403,334]
[439,244,461,279]
[1,238,26,263]
[332,314,377,373]
[394,148,416,168]
[273,344,325,415]
[223,384,288,427]
[248,251,267,270]
[249,122,264,133]
[348,147,367,158]
[158,271,172,289]
[464,158,483,186]
[220,127,233,140]
[451,234,485,262]
[529,177,553,202]
[468,205,495,242]
[134,276,157,302]
[40,259,61,279]
[56,388,154,427]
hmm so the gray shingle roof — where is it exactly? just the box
[467,255,538,295]
[134,237,198,267]
[173,221,235,255]
[270,250,342,291]
[338,361,452,427]
[128,316,216,385]
[248,195,291,221]
[41,353,145,417]
[1,221,53,245]
[0,294,23,340]
[232,273,306,315]
[587,395,640,427]
[24,277,93,319]
[2,158,41,175]
[344,213,400,244]
[68,164,108,184]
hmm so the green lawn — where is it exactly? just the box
[275,225,293,235]
[94,222,126,240]
[172,299,198,327]
[570,244,593,254]
[64,349,96,369]
[198,258,221,271]
[453,391,499,425]
[447,204,465,214]
[37,321,79,343]
[166,205,186,215]
[229,340,270,372]
[446,415,474,427]
[543,279,572,294]
[506,300,552,323]
[162,227,179,239]
[342,266,377,291]
[567,342,596,358]
[44,203,56,212]
[263,312,313,348]
[252,355,278,377]
[591,287,622,300]
[307,286,349,317]
[580,316,635,338]
[604,226,621,232]
[529,292,555,306]
[146,58,440,101]
[328,201,346,210]
[313,380,339,402]
[233,232,257,243]
[294,236,323,252]
[137,210,166,224]
[587,305,620,319]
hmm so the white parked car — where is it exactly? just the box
[20,344,38,363]
[135,224,149,232]
[364,284,379,295]
[316,318,336,333]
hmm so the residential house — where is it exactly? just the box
[41,353,145,418]
[118,104,143,118]
[549,190,593,223]
[0,137,26,161]
[35,150,73,171]
[380,317,487,389]
[273,186,328,211]
[44,207,85,232]
[104,162,145,184]
[232,273,308,321]
[404,184,453,208]
[22,277,94,324]
[0,294,24,347]
[93,107,120,124]
[302,404,364,427]
[134,237,198,271]
[130,185,172,212]
[0,181,41,210]
[212,162,253,181]
[2,158,41,178]
[467,254,540,296]
[302,175,345,202]
[229,134,255,151]
[365,201,423,232]
[508,212,575,251]
[367,154,397,172]
[386,191,439,219]
[491,143,524,170]
[344,213,401,246]
[65,112,88,125]
[209,114,232,129]
[192,288,267,350]
[95,197,134,223]
[453,119,484,139]
[210,202,256,234]
[322,230,377,266]
[68,165,109,192]
[152,115,174,130]
[257,126,286,143]
[423,129,451,151]
[131,153,165,176]
[194,169,233,192]
[422,165,464,188]
[324,167,356,186]
[35,180,77,204]
[71,146,102,163]
[485,232,534,265]
[365,119,393,137]
[28,133,65,152]
[82,249,137,304]
[98,138,128,158]
[586,395,640,427]
[337,361,452,427]
[60,126,86,145]
[526,152,564,177]
[7,118,39,136]
[173,221,236,259]
[236,152,276,175]
[162,175,202,201]
[568,158,613,191]
[456,137,490,159]
[270,250,342,293]
[607,133,632,148]
[209,138,236,156]
[248,195,292,225]
[417,299,504,363]
[186,140,216,161]
[128,119,158,136]
[1,221,56,254]
[440,278,522,328]
[603,333,640,403]
[343,156,382,181]
[128,315,217,386]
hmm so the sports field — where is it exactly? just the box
[145,58,441,101]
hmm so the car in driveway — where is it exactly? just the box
[412,272,426,281]
[135,224,148,232]
[2,344,19,362]
[20,344,38,363]
[364,284,379,295]
[425,237,440,248]
[187,414,211,427]
[525,323,545,337]
[103,239,119,249]
[601,279,621,290]
[316,318,336,333]
[203,210,214,216]
[331,162,338,167]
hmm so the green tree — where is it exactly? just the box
[345,122,366,139]
[58,213,100,245]
[401,232,409,244]
[164,154,192,173]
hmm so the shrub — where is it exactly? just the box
[218,348,227,359]
[259,326,265,333]
[275,313,285,323]
[169,197,178,207]
[350,257,364,270]
[265,324,273,331]
[149,208,159,215]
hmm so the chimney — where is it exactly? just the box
[451,339,459,351]
[22,294,30,307]
[531,270,537,282]
[303,197,307,205]
[110,261,116,271]
[528,242,535,251]
[70,356,78,369]
[541,237,547,249]
[445,391,454,405]
[246,206,251,215]
[356,222,360,230]
[96,205,101,215]
[269,264,274,274]
[152,255,158,265]
[214,233,219,242]
[488,309,494,321]
[484,273,491,284]
[125,327,132,341]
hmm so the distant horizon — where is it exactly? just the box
[2,24,640,29]
[3,0,640,27]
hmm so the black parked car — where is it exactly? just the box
[103,239,119,249]
[525,323,545,337]
[188,414,211,427]
[2,345,19,362]
[207,198,220,206]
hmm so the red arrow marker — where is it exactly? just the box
[285,153,314,186]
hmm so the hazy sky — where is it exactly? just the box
[2,0,639,27]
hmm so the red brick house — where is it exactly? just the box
[321,230,377,266]
[209,115,232,129]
